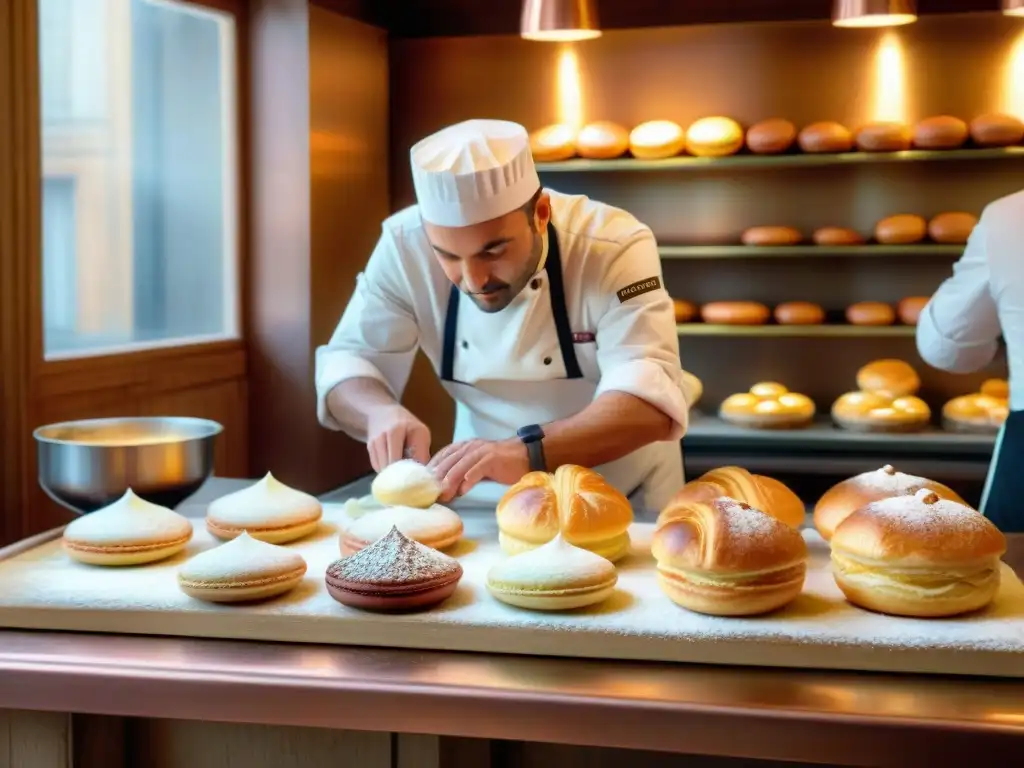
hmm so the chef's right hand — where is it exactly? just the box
[365,404,431,472]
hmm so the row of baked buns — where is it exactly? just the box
[739,212,976,247]
[674,298,929,326]
[718,361,1008,434]
[653,465,1006,618]
[530,114,1024,162]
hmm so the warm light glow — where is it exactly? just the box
[870,31,907,123]
[834,13,916,27]
[1004,0,1024,17]
[522,29,601,41]
[1002,31,1024,116]
[555,45,584,129]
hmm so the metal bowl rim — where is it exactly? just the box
[33,416,224,446]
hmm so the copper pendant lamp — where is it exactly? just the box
[833,0,917,27]
[1005,0,1024,17]
[521,0,602,42]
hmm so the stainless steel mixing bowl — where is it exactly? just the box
[34,416,223,515]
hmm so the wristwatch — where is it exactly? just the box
[516,424,547,473]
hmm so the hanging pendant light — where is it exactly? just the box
[1005,0,1024,17]
[521,0,602,42]
[833,0,917,28]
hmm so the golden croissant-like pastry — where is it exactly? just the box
[661,466,804,529]
[496,464,633,562]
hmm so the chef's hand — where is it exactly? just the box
[428,438,530,502]
[365,404,431,472]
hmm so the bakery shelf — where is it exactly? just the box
[659,244,963,259]
[536,146,1024,173]
[676,324,916,337]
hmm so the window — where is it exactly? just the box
[38,0,239,359]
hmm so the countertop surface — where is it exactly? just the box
[1,477,1022,765]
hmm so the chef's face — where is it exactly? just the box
[425,190,550,313]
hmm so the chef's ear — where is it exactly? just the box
[532,191,551,232]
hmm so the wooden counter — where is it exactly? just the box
[1,478,1022,767]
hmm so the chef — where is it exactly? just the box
[916,189,1023,533]
[315,119,698,514]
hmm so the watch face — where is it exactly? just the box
[518,424,543,442]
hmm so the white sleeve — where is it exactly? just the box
[315,226,420,430]
[592,232,689,440]
[916,214,1001,374]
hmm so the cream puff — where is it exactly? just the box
[340,504,463,554]
[177,532,307,603]
[830,489,1006,618]
[371,459,441,508]
[206,472,322,544]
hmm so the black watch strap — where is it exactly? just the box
[516,424,547,473]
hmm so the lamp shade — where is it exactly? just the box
[521,0,601,42]
[833,0,917,27]
[1005,0,1024,16]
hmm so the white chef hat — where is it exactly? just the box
[410,119,541,227]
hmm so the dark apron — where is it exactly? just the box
[980,409,1024,533]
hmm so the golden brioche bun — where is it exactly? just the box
[774,301,825,325]
[912,116,968,149]
[496,464,633,562]
[529,124,578,162]
[662,466,805,529]
[813,226,864,246]
[629,120,685,160]
[830,488,1006,618]
[831,391,931,433]
[741,225,802,246]
[927,212,977,244]
[653,497,807,616]
[813,464,964,541]
[875,214,927,244]
[855,122,911,152]
[969,113,1024,147]
[575,120,630,159]
[700,301,770,325]
[746,118,796,154]
[942,380,1009,433]
[897,296,928,326]
[798,122,853,153]
[846,301,895,326]
[719,383,815,430]
[981,378,1009,399]
[685,116,744,157]
[673,298,698,323]
[856,358,920,397]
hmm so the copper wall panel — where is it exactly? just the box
[388,14,1017,427]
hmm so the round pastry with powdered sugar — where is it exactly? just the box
[813,465,965,542]
[830,488,1006,618]
[371,459,442,509]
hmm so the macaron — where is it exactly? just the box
[206,472,322,544]
[340,504,463,554]
[177,531,308,603]
[63,489,193,566]
[486,535,618,611]
[325,526,463,611]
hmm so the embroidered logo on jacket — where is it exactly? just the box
[616,276,662,303]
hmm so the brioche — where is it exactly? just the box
[662,465,805,530]
[496,464,633,562]
[813,227,864,246]
[653,497,807,616]
[741,225,802,246]
[912,116,968,150]
[575,121,630,159]
[856,358,920,397]
[927,212,977,244]
[673,298,698,323]
[529,124,577,162]
[746,118,797,154]
[813,464,965,542]
[686,116,744,157]
[719,382,815,430]
[855,122,912,152]
[798,122,853,153]
[969,113,1024,147]
[700,301,770,325]
[897,296,928,326]
[943,379,1009,433]
[875,214,927,244]
[774,301,824,325]
[830,488,1005,618]
[832,391,930,433]
[629,120,685,160]
[846,301,895,326]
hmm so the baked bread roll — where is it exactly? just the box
[652,497,808,616]
[912,116,968,150]
[629,120,685,159]
[746,118,796,154]
[371,459,442,508]
[741,226,802,246]
[831,391,931,433]
[969,113,1024,147]
[798,121,853,153]
[830,488,1005,618]
[774,301,825,325]
[875,214,927,244]
[496,464,633,562]
[662,465,805,530]
[813,464,965,541]
[700,301,770,325]
[927,211,977,244]
[855,122,912,152]
[575,120,630,159]
[942,379,1010,433]
[813,227,864,246]
[846,301,895,326]
[897,296,928,326]
[719,382,815,430]
[673,298,698,323]
[856,358,920,397]
[529,124,577,162]
[685,116,744,157]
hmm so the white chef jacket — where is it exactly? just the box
[917,190,1022,409]
[315,189,696,512]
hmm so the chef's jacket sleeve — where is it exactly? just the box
[916,214,1001,373]
[593,232,689,440]
[315,226,420,430]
